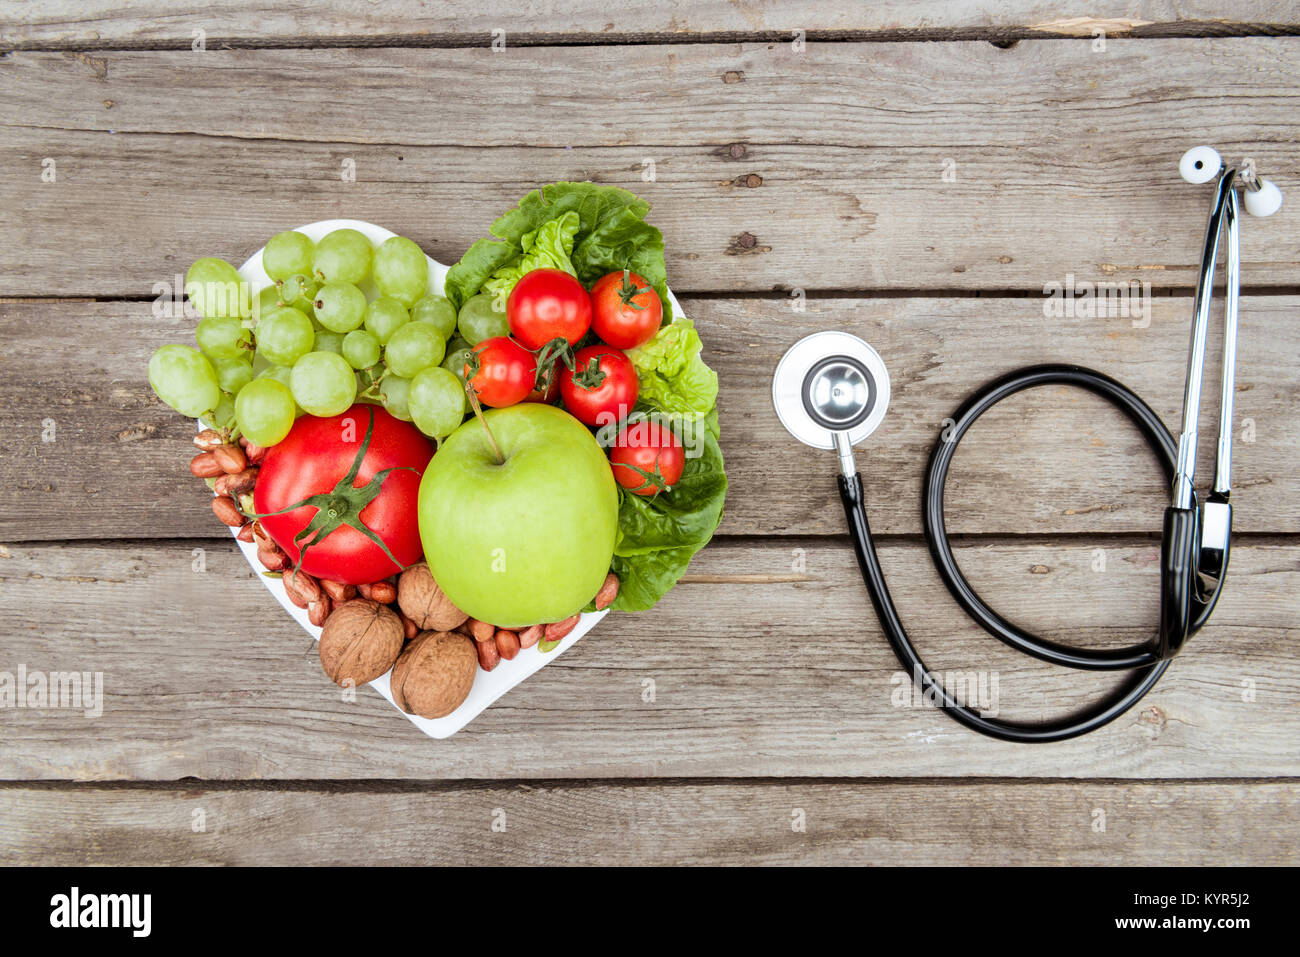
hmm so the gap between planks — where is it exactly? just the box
[0,775,1294,793]
[4,23,1300,53]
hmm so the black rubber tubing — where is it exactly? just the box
[840,364,1225,743]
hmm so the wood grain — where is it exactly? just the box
[3,1,1295,48]
[1,780,1294,865]
[2,41,1298,295]
[0,537,1295,781]
[2,296,1296,541]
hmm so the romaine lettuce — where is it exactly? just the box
[481,211,580,304]
[626,318,719,426]
[446,182,671,321]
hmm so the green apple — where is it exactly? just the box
[418,403,618,627]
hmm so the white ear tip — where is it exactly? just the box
[1244,178,1283,217]
[1180,146,1222,184]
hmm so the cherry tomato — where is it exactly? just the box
[465,336,537,408]
[609,419,684,496]
[590,269,663,350]
[507,268,592,350]
[254,404,434,584]
[560,345,638,428]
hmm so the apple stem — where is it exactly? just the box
[464,382,505,465]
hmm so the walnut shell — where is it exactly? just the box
[318,598,404,686]
[398,563,469,632]
[389,630,478,719]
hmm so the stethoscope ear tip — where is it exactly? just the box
[1180,146,1223,185]
[1244,178,1283,217]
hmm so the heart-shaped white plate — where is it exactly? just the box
[213,218,678,738]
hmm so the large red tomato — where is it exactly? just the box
[254,403,434,584]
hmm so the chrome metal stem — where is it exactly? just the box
[834,429,858,480]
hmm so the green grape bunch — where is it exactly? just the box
[148,227,468,449]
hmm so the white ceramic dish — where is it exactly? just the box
[211,219,623,738]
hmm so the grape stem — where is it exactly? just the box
[464,381,505,465]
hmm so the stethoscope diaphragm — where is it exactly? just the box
[772,331,891,451]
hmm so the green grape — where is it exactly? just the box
[363,297,410,345]
[257,364,295,390]
[148,344,220,417]
[457,292,509,345]
[256,306,315,366]
[215,356,254,394]
[186,257,250,319]
[254,284,282,323]
[196,315,251,360]
[313,281,367,333]
[210,393,237,431]
[277,273,319,312]
[313,329,345,355]
[291,351,357,416]
[441,336,474,383]
[372,236,428,307]
[379,373,412,421]
[312,228,372,284]
[411,294,457,340]
[235,377,296,447]
[408,366,467,439]
[384,321,446,378]
[342,329,381,370]
[263,230,314,281]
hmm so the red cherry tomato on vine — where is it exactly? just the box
[590,269,663,350]
[465,336,537,408]
[559,345,639,428]
[507,268,592,350]
[609,419,684,496]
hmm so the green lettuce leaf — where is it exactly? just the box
[626,318,719,428]
[445,181,671,321]
[481,211,580,303]
[607,429,727,611]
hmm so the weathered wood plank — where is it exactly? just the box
[2,1,1295,48]
[0,538,1295,781]
[0,781,1293,865]
[2,41,1298,295]
[2,296,1296,540]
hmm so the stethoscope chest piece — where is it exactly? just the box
[772,331,891,450]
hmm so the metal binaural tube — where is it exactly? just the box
[1214,186,1240,496]
[1173,166,1238,510]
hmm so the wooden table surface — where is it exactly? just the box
[2,2,1298,866]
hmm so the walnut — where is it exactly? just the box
[397,563,469,632]
[317,598,404,686]
[389,630,478,719]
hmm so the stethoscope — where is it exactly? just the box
[772,147,1283,742]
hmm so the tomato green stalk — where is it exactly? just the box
[532,335,576,390]
[614,461,673,499]
[249,406,416,573]
[569,354,608,392]
[615,269,652,309]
